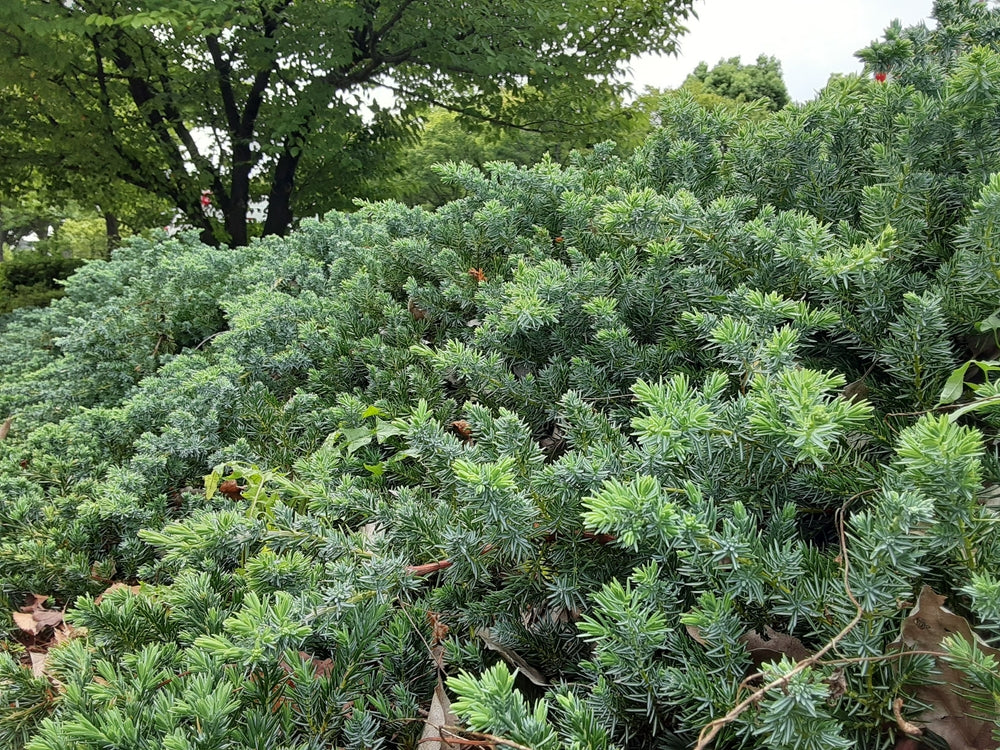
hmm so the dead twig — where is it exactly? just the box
[816,648,944,669]
[407,558,454,576]
[406,545,495,577]
[151,332,169,359]
[440,726,535,750]
[694,494,866,749]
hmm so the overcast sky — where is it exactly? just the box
[628,0,934,103]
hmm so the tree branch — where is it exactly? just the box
[157,71,224,193]
[205,34,241,134]
[373,0,420,42]
[379,82,622,134]
[239,0,291,137]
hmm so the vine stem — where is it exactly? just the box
[694,495,866,749]
[886,393,1000,418]
[439,726,535,750]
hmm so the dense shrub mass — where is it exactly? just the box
[4,3,1000,748]
[0,253,86,314]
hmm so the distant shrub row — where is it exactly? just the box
[0,253,85,314]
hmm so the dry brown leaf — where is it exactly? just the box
[12,607,64,635]
[420,679,460,750]
[840,379,870,404]
[740,626,812,667]
[687,623,811,668]
[538,424,566,460]
[428,611,450,671]
[825,668,848,705]
[12,611,38,633]
[428,611,450,644]
[893,697,924,737]
[408,299,428,321]
[22,593,49,610]
[279,651,335,679]
[52,622,79,646]
[12,594,78,663]
[0,416,11,441]
[980,484,1000,509]
[478,628,548,686]
[218,480,244,501]
[890,585,1000,750]
[521,602,578,629]
[686,623,709,646]
[309,655,335,679]
[449,420,473,442]
[29,651,47,679]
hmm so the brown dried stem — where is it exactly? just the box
[439,726,535,750]
[694,496,866,749]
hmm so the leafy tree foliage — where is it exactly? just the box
[684,54,791,110]
[383,74,770,209]
[1,192,171,312]
[385,98,653,208]
[0,194,61,263]
[0,0,695,246]
[0,91,173,252]
[5,3,1000,750]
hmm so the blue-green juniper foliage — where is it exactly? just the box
[4,2,1000,748]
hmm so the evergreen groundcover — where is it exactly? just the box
[5,4,1000,749]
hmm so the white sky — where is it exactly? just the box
[627,0,934,103]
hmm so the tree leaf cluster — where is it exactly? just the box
[0,0,696,246]
[683,54,791,111]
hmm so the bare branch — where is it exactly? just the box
[205,34,241,134]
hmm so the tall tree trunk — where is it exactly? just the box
[223,201,249,247]
[224,142,253,247]
[103,211,120,256]
[262,146,302,238]
[199,226,219,247]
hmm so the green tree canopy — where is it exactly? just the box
[384,73,772,210]
[684,53,791,110]
[0,0,695,246]
[0,83,175,258]
[384,91,654,207]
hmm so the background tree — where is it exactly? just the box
[683,54,791,110]
[0,192,60,262]
[0,0,695,247]
[385,64,787,209]
[0,86,174,258]
[385,89,654,207]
